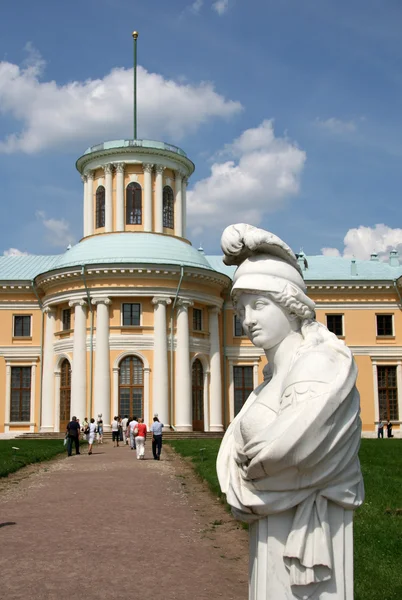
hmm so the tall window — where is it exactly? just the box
[377,366,399,421]
[192,359,204,431]
[233,366,253,416]
[122,303,141,326]
[126,182,142,224]
[60,359,71,430]
[193,308,203,331]
[13,315,31,337]
[163,186,174,229]
[326,314,343,336]
[96,185,105,228]
[119,356,144,418]
[10,366,31,422]
[62,308,71,331]
[234,315,244,337]
[376,314,393,336]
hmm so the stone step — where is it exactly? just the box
[16,431,224,441]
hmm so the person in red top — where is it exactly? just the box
[135,418,147,460]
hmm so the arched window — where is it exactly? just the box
[126,182,142,225]
[60,359,71,431]
[163,186,174,229]
[192,359,204,431]
[119,356,144,418]
[96,186,105,229]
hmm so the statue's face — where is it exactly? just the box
[235,292,292,350]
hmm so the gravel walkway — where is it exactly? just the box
[0,440,248,600]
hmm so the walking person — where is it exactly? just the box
[111,416,120,447]
[87,418,96,455]
[122,415,129,445]
[135,418,147,460]
[96,414,104,444]
[128,416,138,450]
[66,416,81,456]
[150,416,164,460]
[377,420,384,438]
[118,416,123,442]
[387,420,394,438]
[82,417,89,441]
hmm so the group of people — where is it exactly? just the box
[377,419,394,438]
[66,413,164,460]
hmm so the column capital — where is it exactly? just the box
[143,162,154,174]
[175,169,184,180]
[103,163,113,174]
[114,162,125,173]
[69,298,87,308]
[113,366,120,373]
[177,299,194,310]
[183,176,189,186]
[43,306,56,315]
[155,164,165,175]
[86,170,95,180]
[209,306,221,315]
[91,297,112,306]
[81,174,87,183]
[152,296,172,306]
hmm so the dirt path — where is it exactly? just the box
[0,441,248,600]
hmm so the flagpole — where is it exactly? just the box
[132,31,138,140]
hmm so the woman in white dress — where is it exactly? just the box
[217,224,364,600]
[87,418,96,455]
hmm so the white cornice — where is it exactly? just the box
[316,303,400,310]
[225,346,264,359]
[0,303,39,310]
[350,346,402,357]
[307,282,396,291]
[0,347,40,359]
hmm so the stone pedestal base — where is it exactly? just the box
[174,425,193,432]
[40,426,54,433]
[210,425,224,432]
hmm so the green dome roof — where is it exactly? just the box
[54,233,213,271]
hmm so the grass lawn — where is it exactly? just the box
[0,439,67,478]
[167,438,402,600]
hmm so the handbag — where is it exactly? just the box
[133,426,139,436]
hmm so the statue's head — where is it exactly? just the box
[221,224,315,324]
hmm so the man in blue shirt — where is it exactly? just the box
[150,416,164,460]
[66,416,81,456]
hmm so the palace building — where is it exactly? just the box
[0,137,401,438]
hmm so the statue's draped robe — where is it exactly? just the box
[217,327,364,599]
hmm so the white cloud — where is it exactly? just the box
[3,248,29,256]
[315,117,357,135]
[35,211,75,248]
[0,47,242,153]
[321,224,402,260]
[187,120,306,238]
[191,0,204,13]
[212,0,229,15]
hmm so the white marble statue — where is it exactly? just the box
[217,224,364,600]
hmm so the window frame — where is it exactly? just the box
[233,314,245,337]
[326,313,344,337]
[126,182,142,225]
[377,365,399,421]
[13,315,32,338]
[62,308,71,331]
[95,185,106,229]
[162,185,174,229]
[121,303,141,327]
[233,365,254,417]
[119,356,144,419]
[10,366,32,422]
[192,308,203,332]
[376,313,394,337]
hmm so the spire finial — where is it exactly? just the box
[132,31,139,139]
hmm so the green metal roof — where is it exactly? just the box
[0,255,59,281]
[82,139,188,158]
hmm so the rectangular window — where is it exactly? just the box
[234,315,244,337]
[122,303,141,326]
[326,314,343,336]
[62,308,71,331]
[376,314,393,336]
[377,366,399,421]
[233,366,253,416]
[10,366,31,422]
[13,315,31,337]
[193,308,203,331]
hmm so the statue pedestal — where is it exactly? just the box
[249,506,354,600]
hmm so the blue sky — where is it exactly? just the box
[1,0,402,260]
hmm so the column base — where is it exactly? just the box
[174,425,193,432]
[103,425,111,433]
[210,425,224,432]
[40,426,55,433]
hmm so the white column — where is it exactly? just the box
[54,371,61,433]
[69,299,88,421]
[209,307,224,431]
[30,362,37,433]
[113,367,119,420]
[175,299,193,431]
[204,368,210,432]
[228,359,234,423]
[143,367,150,426]
[40,307,56,432]
[152,296,172,426]
[175,171,183,237]
[115,162,125,232]
[143,163,153,232]
[87,171,94,236]
[155,165,165,233]
[82,175,88,237]
[92,297,111,428]
[372,361,379,423]
[182,177,188,239]
[104,163,113,232]
[4,363,11,432]
[397,362,402,437]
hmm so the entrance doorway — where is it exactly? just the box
[59,359,71,431]
[119,356,144,419]
[192,359,204,431]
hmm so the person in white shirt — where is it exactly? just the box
[121,415,129,445]
[111,416,119,447]
[128,416,138,450]
[87,418,97,455]
[150,416,164,460]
